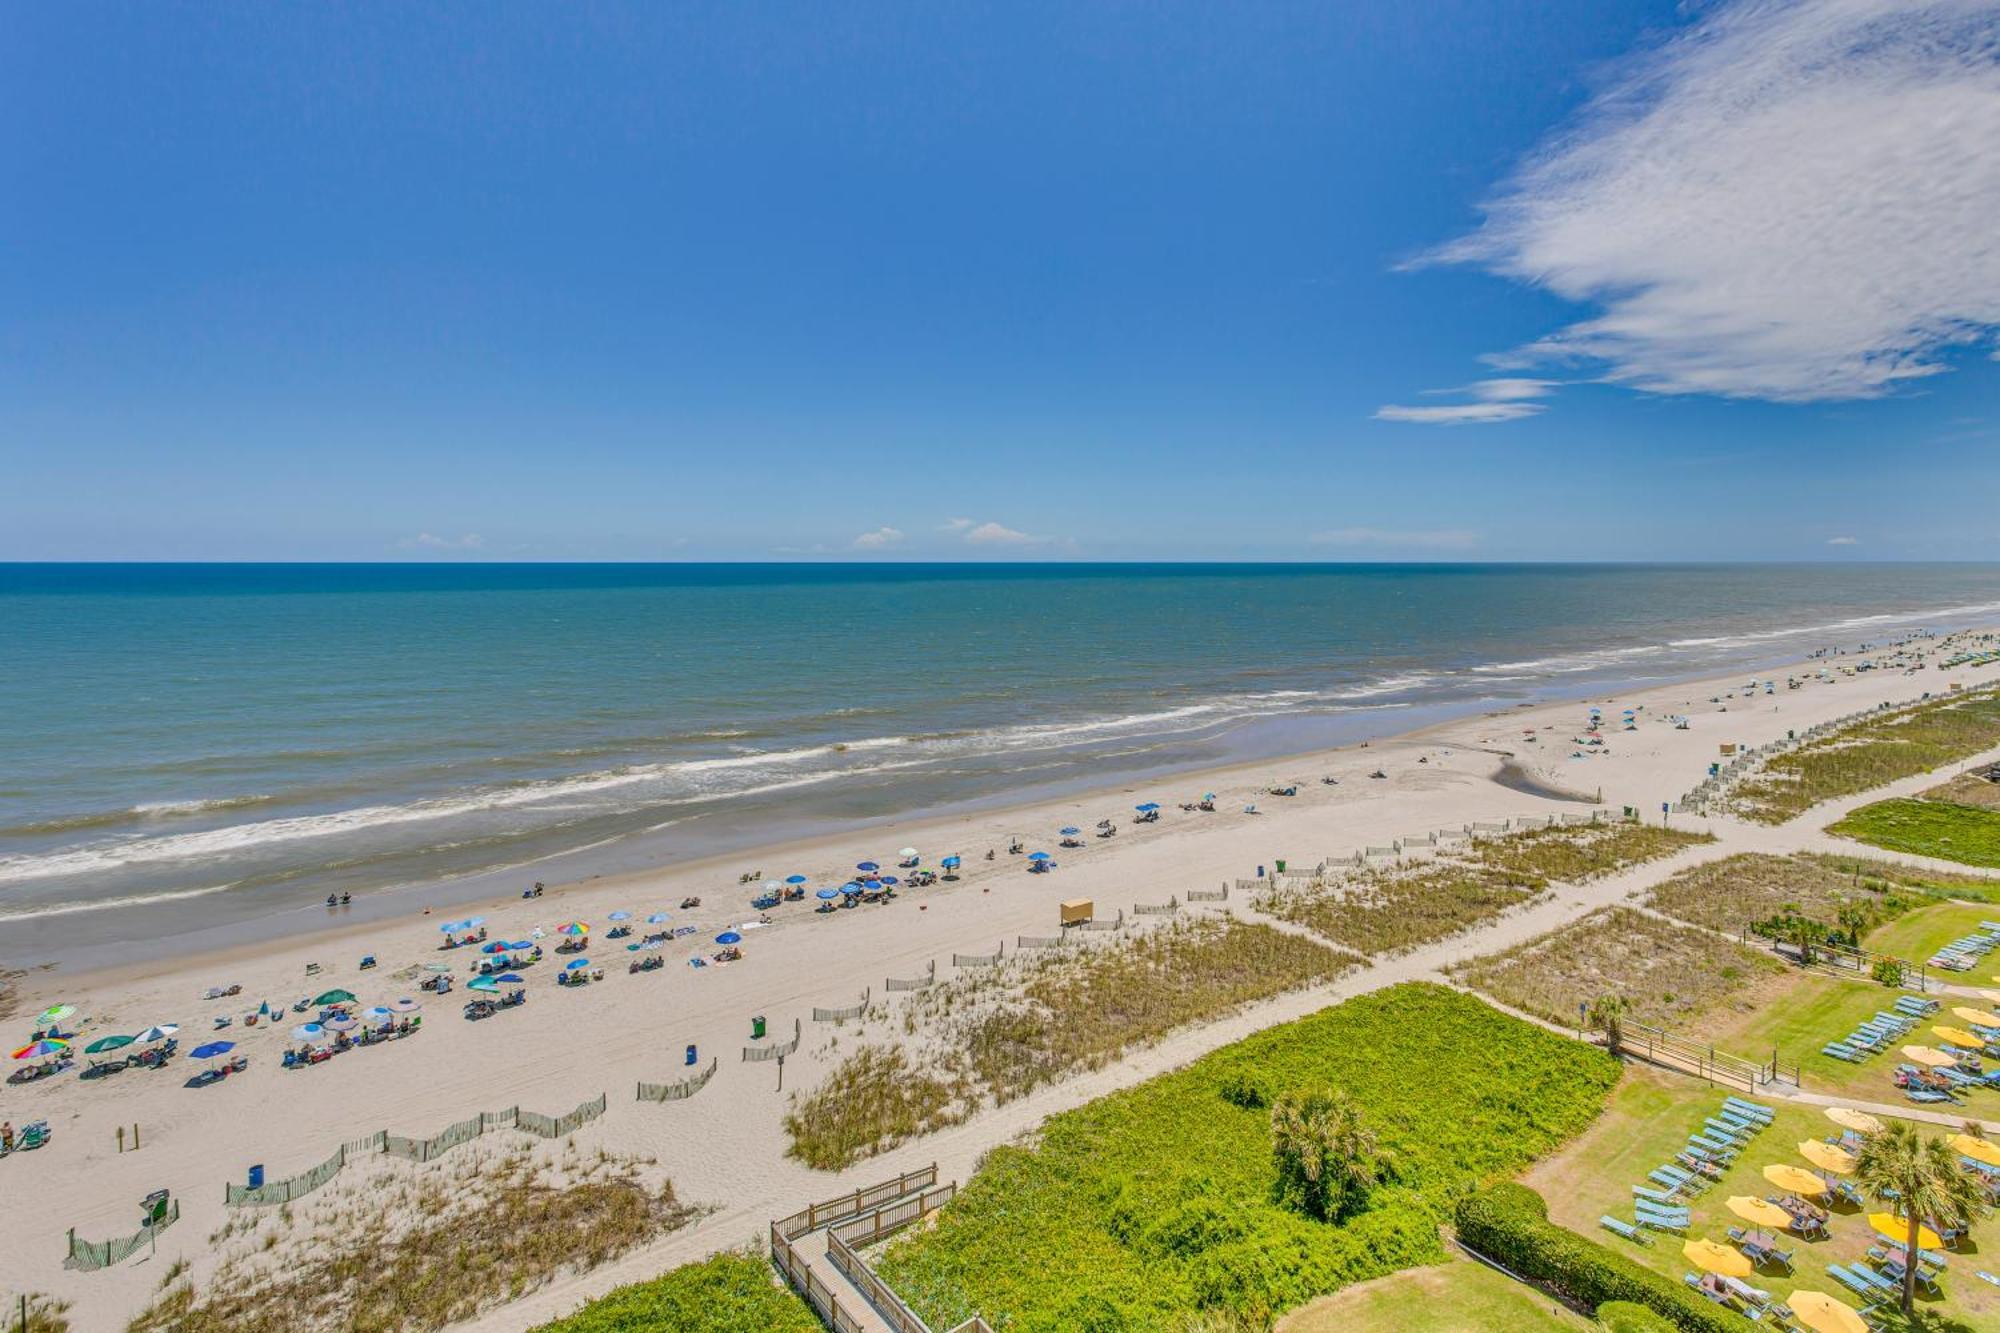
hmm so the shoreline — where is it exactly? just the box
[2,626,1944,981]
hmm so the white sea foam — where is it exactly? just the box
[0,882,238,922]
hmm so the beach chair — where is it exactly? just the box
[1724,1096,1776,1122]
[1635,1210,1689,1234]
[1704,1117,1754,1142]
[1601,1215,1653,1246]
[1716,1108,1763,1133]
[1827,1265,1877,1302]
[1822,1043,1863,1062]
[1633,1184,1681,1206]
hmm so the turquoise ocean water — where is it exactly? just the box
[6,562,2000,965]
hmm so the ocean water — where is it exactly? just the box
[5,562,2000,962]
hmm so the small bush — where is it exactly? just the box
[1872,957,1907,987]
[531,1250,818,1332]
[782,1044,972,1171]
[1219,1072,1267,1110]
[1597,1300,1678,1333]
[1454,1184,1737,1333]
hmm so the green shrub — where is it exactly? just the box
[1219,1072,1267,1110]
[1830,797,2000,869]
[1597,1300,1678,1332]
[531,1250,818,1332]
[1453,1185,1737,1333]
[1872,956,1907,987]
[878,984,1619,1331]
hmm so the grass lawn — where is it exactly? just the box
[1866,902,2000,976]
[1522,1066,1997,1332]
[1275,1254,1592,1333]
[1701,972,1937,1100]
[1833,799,2000,872]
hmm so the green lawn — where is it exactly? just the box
[1700,972,1942,1100]
[1521,1067,1998,1331]
[1276,1254,1592,1332]
[1865,903,2000,978]
[1833,799,2000,873]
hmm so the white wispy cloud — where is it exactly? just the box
[1826,535,1859,545]
[1376,377,1556,425]
[1309,527,1480,550]
[400,532,484,551]
[851,526,905,550]
[1423,0,2000,403]
[963,521,1038,546]
[938,517,975,533]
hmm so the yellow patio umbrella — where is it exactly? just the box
[1726,1195,1792,1228]
[1799,1140,1857,1175]
[1867,1212,1944,1251]
[1934,1025,1986,1047]
[1824,1107,1883,1134]
[1683,1238,1754,1278]
[1902,1044,1958,1067]
[1788,1290,1868,1333]
[1764,1164,1827,1195]
[1949,1133,2000,1167]
[1951,1006,2000,1027]
[1978,988,2000,1004]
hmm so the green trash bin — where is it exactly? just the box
[751,1014,766,1040]
[1275,859,1286,874]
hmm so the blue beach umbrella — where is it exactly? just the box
[608,910,631,921]
[438,921,463,932]
[494,973,524,984]
[841,883,863,895]
[879,876,899,886]
[784,874,807,885]
[856,861,879,872]
[190,1041,234,1060]
[941,855,961,869]
[510,940,535,950]
[481,941,511,954]
[1059,827,1080,836]
[1136,802,1159,812]
[646,912,671,924]
[715,931,742,945]
[1027,851,1051,862]
[564,958,590,971]
[291,1023,326,1040]
[468,976,500,991]
[463,916,485,927]
[363,1006,395,1021]
[816,887,841,900]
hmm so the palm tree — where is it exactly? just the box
[1270,1086,1395,1222]
[1588,993,1627,1054]
[1853,1121,1989,1316]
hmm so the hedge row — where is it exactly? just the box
[1453,1184,1737,1333]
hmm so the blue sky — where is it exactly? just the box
[5,1,1998,562]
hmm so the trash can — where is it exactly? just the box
[685,1044,698,1067]
[751,1015,766,1040]
[247,1164,264,1190]
[1275,859,1287,873]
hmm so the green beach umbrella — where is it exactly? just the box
[312,989,357,1006]
[85,1035,135,1055]
[36,1003,77,1026]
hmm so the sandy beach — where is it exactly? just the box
[7,629,1998,1330]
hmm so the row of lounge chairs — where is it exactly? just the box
[1601,1097,1774,1242]
[1926,923,2000,971]
[1821,1007,1918,1063]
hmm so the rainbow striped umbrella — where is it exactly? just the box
[557,922,588,936]
[11,1038,68,1060]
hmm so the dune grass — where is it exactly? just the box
[785,917,1359,1168]
[1264,822,1711,957]
[875,983,1619,1332]
[1451,906,1783,1030]
[1,1294,70,1333]
[127,1147,702,1333]
[1920,770,2000,812]
[1644,852,1929,936]
[530,1250,819,1333]
[1831,798,2000,871]
[1731,690,2000,823]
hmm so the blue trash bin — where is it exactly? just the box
[685,1044,697,1067]
[248,1164,264,1189]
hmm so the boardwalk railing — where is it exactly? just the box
[638,1058,719,1102]
[1620,1022,1760,1092]
[64,1198,180,1270]
[744,1018,803,1063]
[885,961,936,992]
[814,988,872,1022]
[226,1094,606,1204]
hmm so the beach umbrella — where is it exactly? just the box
[11,1039,67,1060]
[1978,989,2000,1004]
[468,976,499,991]
[1725,1197,1791,1228]
[35,1004,76,1026]
[761,882,783,894]
[462,916,485,928]
[508,939,534,950]
[1799,1141,1856,1175]
[879,876,899,886]
[362,1006,395,1021]
[480,941,512,954]
[1059,827,1080,836]
[438,920,464,932]
[1952,1006,2000,1027]
[1027,851,1051,862]
[715,931,742,945]
[840,883,862,895]
[85,1035,135,1055]
[1824,1107,1883,1135]
[1949,1133,2000,1167]
[190,1041,235,1060]
[1788,1290,1867,1333]
[1934,1025,1986,1048]
[646,912,671,924]
[608,910,631,921]
[556,922,588,936]
[1763,1164,1826,1195]
[1902,1044,1957,1067]
[784,875,807,886]
[1867,1213,1943,1251]
[941,855,961,869]
[133,1025,179,1044]
[816,888,841,900]
[898,847,918,859]
[313,989,356,1006]
[1682,1239,1753,1279]
[856,861,879,872]
[291,1023,326,1040]
[494,973,523,984]
[563,958,590,971]
[1135,803,1159,812]
[322,1014,357,1032]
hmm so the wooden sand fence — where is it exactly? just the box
[223,1094,606,1205]
[743,1018,802,1063]
[1185,884,1228,903]
[1132,896,1179,916]
[64,1198,180,1271]
[952,942,1006,968]
[1077,908,1125,932]
[814,987,872,1022]
[1015,934,1066,950]
[637,1057,719,1102]
[885,961,935,992]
